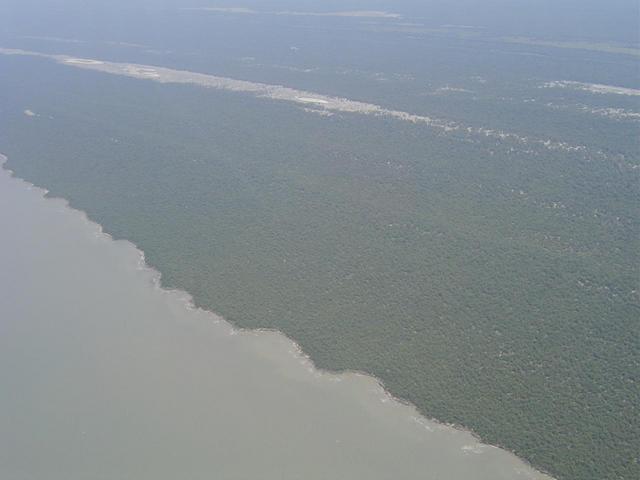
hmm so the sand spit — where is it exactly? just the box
[183,7,258,14]
[0,47,624,162]
[275,10,402,19]
[182,7,402,19]
[0,46,453,132]
[65,58,104,65]
[296,96,330,104]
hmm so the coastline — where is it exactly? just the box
[0,151,554,479]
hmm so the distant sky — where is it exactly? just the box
[1,1,638,44]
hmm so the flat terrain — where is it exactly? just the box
[0,2,638,478]
[1,48,637,479]
[0,162,555,480]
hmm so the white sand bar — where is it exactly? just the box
[65,58,104,65]
[297,96,330,104]
[0,47,621,161]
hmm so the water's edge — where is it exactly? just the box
[0,151,554,479]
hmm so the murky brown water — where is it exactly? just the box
[0,160,552,479]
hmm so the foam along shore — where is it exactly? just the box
[0,154,554,479]
[0,47,606,157]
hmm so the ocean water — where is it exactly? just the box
[0,159,553,479]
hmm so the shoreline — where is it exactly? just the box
[0,151,554,479]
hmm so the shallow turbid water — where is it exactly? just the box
[0,160,552,480]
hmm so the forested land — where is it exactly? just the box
[1,56,638,479]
